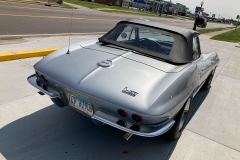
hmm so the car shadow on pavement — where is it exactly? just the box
[164,88,210,159]
[0,89,209,160]
[187,88,210,126]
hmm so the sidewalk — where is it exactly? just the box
[0,35,99,53]
[0,34,100,61]
[204,28,234,37]
[63,1,90,10]
[171,35,240,159]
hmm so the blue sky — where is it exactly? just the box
[174,0,239,19]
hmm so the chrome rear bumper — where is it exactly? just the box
[27,74,67,107]
[27,74,59,98]
[92,111,175,137]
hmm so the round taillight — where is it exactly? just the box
[41,75,47,82]
[118,109,127,117]
[132,114,142,122]
[35,71,40,77]
[130,125,140,131]
[36,80,41,86]
[43,85,48,91]
[117,120,126,127]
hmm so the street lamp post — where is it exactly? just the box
[159,2,163,16]
[145,0,148,11]
[193,0,204,30]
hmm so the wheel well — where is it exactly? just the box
[170,94,193,120]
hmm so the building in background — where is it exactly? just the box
[94,0,123,6]
[94,0,189,16]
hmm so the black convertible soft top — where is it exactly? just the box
[99,19,200,64]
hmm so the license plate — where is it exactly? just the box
[68,94,93,116]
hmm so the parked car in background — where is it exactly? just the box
[28,19,219,140]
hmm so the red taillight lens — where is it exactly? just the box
[132,114,142,122]
[36,80,41,86]
[130,125,140,131]
[43,85,48,91]
[117,120,126,127]
[41,75,47,82]
[118,109,127,117]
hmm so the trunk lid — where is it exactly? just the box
[35,41,187,114]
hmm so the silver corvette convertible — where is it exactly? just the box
[28,19,219,140]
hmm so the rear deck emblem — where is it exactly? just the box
[122,87,138,97]
[98,60,112,67]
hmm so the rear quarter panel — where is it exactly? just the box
[151,64,198,118]
[200,52,219,81]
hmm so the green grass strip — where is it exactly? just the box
[64,0,175,18]
[211,28,240,43]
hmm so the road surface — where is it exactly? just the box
[0,1,231,37]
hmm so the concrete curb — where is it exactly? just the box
[0,0,68,8]
[0,32,106,39]
[0,47,61,62]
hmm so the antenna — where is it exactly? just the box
[67,7,74,54]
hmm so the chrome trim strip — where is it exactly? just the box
[27,74,59,98]
[92,115,175,137]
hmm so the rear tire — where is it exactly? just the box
[202,67,216,90]
[165,97,192,140]
[203,23,207,28]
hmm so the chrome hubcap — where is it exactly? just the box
[179,98,191,130]
[209,76,213,84]
[209,68,216,85]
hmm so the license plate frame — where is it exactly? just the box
[68,93,93,116]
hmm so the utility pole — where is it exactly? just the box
[159,2,163,16]
[145,0,148,11]
[236,15,239,30]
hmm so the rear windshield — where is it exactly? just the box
[103,24,175,56]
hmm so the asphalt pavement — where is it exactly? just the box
[0,33,240,159]
[0,1,232,37]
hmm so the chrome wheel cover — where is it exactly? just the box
[208,68,216,85]
[179,98,191,131]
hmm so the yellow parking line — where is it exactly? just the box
[0,52,16,61]
[15,47,61,59]
[0,47,61,62]
[0,14,118,21]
